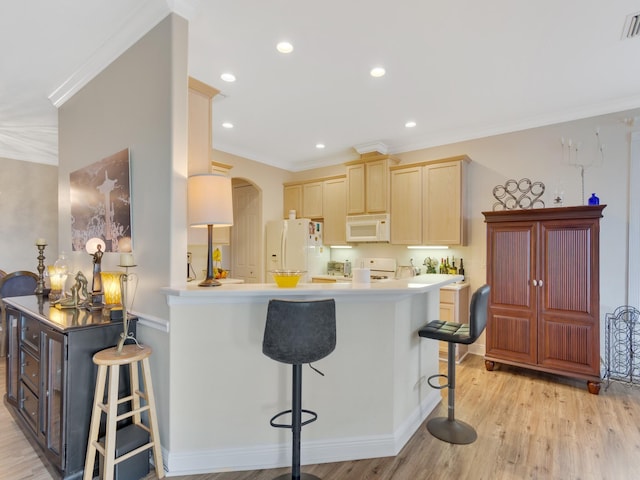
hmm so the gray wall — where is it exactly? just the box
[0,157,58,273]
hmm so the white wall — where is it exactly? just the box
[57,13,188,451]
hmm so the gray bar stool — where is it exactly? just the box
[418,284,490,444]
[263,298,336,480]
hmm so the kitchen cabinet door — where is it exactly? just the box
[346,163,365,215]
[366,159,389,213]
[346,159,391,214]
[390,166,422,244]
[438,285,470,362]
[322,176,347,245]
[302,181,323,219]
[283,184,303,218]
[423,160,465,245]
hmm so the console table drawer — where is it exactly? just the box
[19,382,39,433]
[20,315,41,353]
[20,347,40,394]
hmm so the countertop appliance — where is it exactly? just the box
[346,213,390,242]
[266,218,330,282]
[357,257,397,280]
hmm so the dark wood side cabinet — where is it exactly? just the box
[482,205,605,394]
[4,295,136,479]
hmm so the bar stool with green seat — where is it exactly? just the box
[418,284,490,445]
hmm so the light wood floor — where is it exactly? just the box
[3,355,640,480]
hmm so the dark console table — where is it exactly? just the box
[3,295,136,479]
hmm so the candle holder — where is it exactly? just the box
[35,242,47,295]
[116,263,138,353]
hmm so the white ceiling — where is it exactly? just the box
[2,0,640,171]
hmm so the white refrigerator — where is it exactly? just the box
[265,218,329,282]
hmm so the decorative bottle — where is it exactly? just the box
[588,193,600,206]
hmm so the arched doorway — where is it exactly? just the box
[231,178,262,283]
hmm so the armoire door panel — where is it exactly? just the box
[486,311,536,363]
[539,318,598,374]
[542,224,592,314]
[489,225,535,308]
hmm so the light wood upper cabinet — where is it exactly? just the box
[322,176,347,245]
[346,155,396,214]
[282,176,346,243]
[390,166,422,244]
[346,163,366,214]
[302,181,323,218]
[389,155,469,246]
[283,184,303,218]
[282,181,322,219]
[423,160,465,245]
[366,159,389,213]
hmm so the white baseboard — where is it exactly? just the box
[164,390,441,476]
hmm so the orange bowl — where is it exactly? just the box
[270,270,305,288]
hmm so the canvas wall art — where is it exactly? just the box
[70,148,132,252]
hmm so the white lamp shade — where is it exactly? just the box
[85,237,106,254]
[188,174,234,227]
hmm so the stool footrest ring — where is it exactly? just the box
[427,373,449,390]
[269,409,318,429]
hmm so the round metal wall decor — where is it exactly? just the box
[492,178,545,210]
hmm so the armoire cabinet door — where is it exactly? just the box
[485,222,537,365]
[538,218,600,375]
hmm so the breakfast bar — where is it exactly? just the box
[161,274,461,475]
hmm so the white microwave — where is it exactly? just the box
[346,214,391,242]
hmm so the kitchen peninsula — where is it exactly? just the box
[161,274,462,475]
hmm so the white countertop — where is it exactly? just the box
[162,273,463,303]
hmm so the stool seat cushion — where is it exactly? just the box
[263,299,336,365]
[419,320,473,344]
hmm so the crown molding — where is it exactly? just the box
[48,0,175,108]
[166,0,201,21]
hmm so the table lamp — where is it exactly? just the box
[188,173,234,287]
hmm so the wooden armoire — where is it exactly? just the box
[482,205,605,394]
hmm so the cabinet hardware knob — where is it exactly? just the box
[532,279,538,286]
[538,280,544,287]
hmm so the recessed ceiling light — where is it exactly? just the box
[220,73,236,82]
[222,122,234,129]
[370,66,386,77]
[405,121,417,128]
[316,143,325,149]
[276,41,294,54]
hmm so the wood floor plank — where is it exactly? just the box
[4,354,640,479]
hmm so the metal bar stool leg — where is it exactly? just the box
[426,342,477,444]
[272,365,321,480]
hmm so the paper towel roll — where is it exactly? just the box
[352,268,370,284]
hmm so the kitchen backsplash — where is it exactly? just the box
[329,244,473,276]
